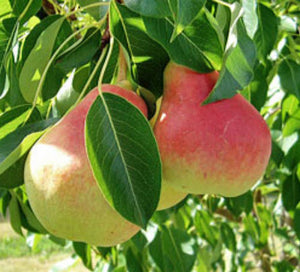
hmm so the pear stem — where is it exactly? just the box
[116,45,128,82]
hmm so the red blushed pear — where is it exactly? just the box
[151,97,188,210]
[154,62,272,197]
[24,84,147,247]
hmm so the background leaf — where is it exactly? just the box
[278,59,300,100]
[253,4,278,61]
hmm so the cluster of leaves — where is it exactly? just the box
[0,0,300,271]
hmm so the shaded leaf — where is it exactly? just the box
[110,2,169,97]
[73,242,93,270]
[282,175,300,212]
[169,0,206,40]
[278,59,300,100]
[294,202,300,239]
[76,0,109,21]
[204,19,256,104]
[55,27,101,73]
[19,17,65,102]
[0,118,58,175]
[143,10,223,73]
[220,222,236,252]
[124,0,171,18]
[161,226,197,272]
[254,4,278,61]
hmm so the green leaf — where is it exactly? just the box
[282,94,299,122]
[271,140,284,167]
[253,4,278,61]
[109,2,169,98]
[143,10,223,72]
[54,66,90,115]
[283,108,300,137]
[220,222,236,252]
[278,59,300,100]
[125,248,143,272]
[0,118,58,175]
[9,0,42,24]
[249,63,269,111]
[73,242,93,270]
[194,210,219,246]
[9,192,23,236]
[204,19,256,104]
[282,175,300,212]
[294,202,300,239]
[76,0,109,21]
[284,137,300,170]
[149,230,174,272]
[161,226,197,272]
[0,154,26,188]
[0,0,12,18]
[123,0,171,18]
[19,17,65,102]
[21,15,62,66]
[55,28,101,73]
[241,0,258,38]
[85,93,161,228]
[169,0,206,40]
[0,189,11,216]
[0,105,41,140]
[225,191,253,217]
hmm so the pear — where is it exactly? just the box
[24,84,147,246]
[151,97,188,210]
[154,62,272,197]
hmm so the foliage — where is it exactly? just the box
[0,0,300,271]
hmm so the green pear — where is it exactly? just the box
[24,84,148,246]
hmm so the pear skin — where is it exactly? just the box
[154,62,272,197]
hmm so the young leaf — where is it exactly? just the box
[110,2,169,98]
[19,17,65,102]
[85,93,161,228]
[143,10,223,72]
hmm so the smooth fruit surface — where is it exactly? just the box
[24,85,147,246]
[151,97,188,210]
[154,62,272,197]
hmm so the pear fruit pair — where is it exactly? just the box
[154,62,272,197]
[24,82,185,247]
